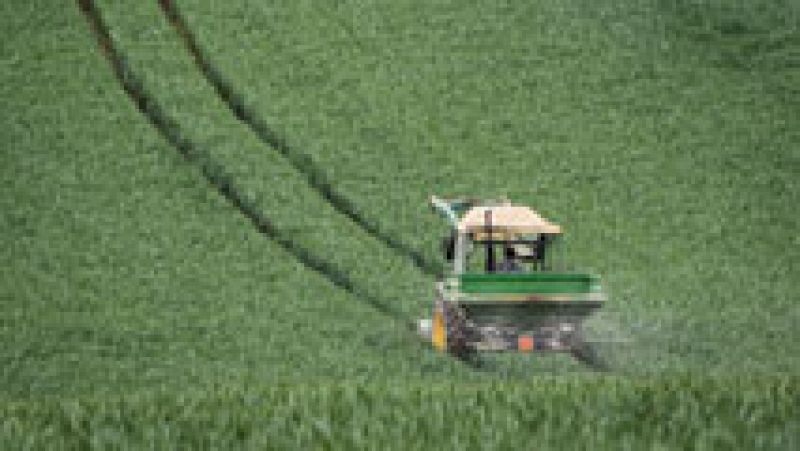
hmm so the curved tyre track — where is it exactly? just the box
[76,0,406,325]
[157,0,439,276]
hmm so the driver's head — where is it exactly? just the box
[504,244,516,260]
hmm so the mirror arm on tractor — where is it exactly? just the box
[429,195,460,229]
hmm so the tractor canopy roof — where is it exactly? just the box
[457,205,561,234]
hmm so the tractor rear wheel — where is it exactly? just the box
[444,302,472,359]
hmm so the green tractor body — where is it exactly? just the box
[421,196,606,365]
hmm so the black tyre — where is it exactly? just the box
[444,303,473,359]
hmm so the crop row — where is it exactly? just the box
[2,374,797,449]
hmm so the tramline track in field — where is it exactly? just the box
[157,0,439,276]
[76,0,408,326]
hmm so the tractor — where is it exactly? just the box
[419,196,607,368]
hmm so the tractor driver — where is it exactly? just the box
[498,244,521,273]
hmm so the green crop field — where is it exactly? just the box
[1,0,798,448]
